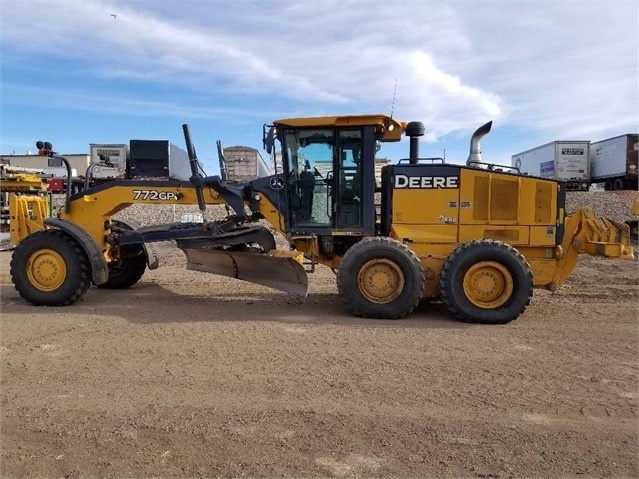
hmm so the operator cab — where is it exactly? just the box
[262,115,404,237]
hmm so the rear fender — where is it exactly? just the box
[44,218,109,285]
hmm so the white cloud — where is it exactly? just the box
[1,0,637,148]
[1,83,253,119]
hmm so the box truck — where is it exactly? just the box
[589,134,638,190]
[512,141,590,191]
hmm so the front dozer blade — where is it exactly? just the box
[177,241,308,297]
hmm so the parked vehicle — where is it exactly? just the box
[589,134,638,191]
[512,141,590,191]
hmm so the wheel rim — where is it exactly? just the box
[463,261,513,309]
[27,249,67,291]
[357,258,405,304]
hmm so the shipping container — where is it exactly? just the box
[223,146,271,181]
[89,144,128,179]
[589,134,638,190]
[511,141,590,191]
[128,140,197,181]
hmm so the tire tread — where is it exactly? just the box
[440,239,533,324]
[337,237,425,319]
[10,229,91,306]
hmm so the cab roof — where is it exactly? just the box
[273,114,406,142]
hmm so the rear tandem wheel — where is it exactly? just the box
[336,237,425,319]
[10,229,91,306]
[98,221,147,289]
[439,239,533,324]
[96,243,147,289]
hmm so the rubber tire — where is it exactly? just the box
[604,180,613,191]
[613,178,625,191]
[97,221,146,289]
[97,244,146,289]
[10,229,91,306]
[337,237,425,319]
[439,239,533,324]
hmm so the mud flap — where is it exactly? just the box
[178,242,308,297]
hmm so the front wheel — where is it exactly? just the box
[337,237,425,319]
[10,229,91,306]
[439,239,533,324]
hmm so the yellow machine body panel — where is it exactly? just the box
[384,163,632,295]
[390,167,560,244]
[57,183,228,250]
[55,182,290,254]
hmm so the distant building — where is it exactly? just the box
[0,153,90,175]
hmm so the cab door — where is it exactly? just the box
[281,126,375,235]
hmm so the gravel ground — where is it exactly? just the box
[1,241,637,478]
[1,189,635,478]
[565,190,638,223]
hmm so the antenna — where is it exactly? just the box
[390,78,398,120]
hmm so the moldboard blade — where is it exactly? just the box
[178,246,308,297]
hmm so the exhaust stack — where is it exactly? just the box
[466,121,493,166]
[405,121,425,164]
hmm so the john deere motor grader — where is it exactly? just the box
[9,116,634,324]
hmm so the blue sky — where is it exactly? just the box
[1,0,637,175]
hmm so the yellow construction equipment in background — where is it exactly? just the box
[0,165,51,246]
[6,117,635,324]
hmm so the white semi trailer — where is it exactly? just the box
[589,134,638,191]
[512,141,590,191]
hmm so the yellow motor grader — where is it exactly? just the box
[8,116,634,323]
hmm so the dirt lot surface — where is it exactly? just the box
[1,238,637,479]
[3,186,639,478]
